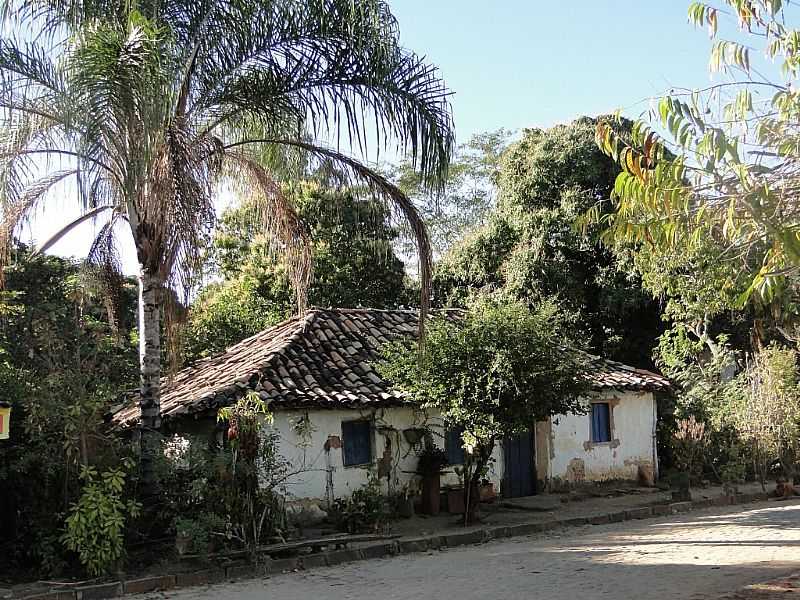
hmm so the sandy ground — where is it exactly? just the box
[137,499,800,600]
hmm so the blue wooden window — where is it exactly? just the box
[591,403,611,443]
[342,420,372,466]
[445,426,466,465]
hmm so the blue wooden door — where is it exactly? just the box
[503,429,536,498]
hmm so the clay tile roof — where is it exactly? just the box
[584,354,671,393]
[109,308,670,427]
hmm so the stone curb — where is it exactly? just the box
[17,491,771,600]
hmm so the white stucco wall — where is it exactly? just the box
[267,406,503,503]
[545,390,657,484]
[262,390,657,501]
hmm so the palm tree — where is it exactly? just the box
[0,0,454,494]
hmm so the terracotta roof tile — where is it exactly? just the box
[110,308,670,427]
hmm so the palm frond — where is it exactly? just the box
[187,0,454,188]
[36,204,113,254]
[222,150,312,312]
[223,137,433,334]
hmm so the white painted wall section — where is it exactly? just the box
[546,390,657,483]
[267,406,503,502]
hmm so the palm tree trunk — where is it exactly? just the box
[138,268,163,498]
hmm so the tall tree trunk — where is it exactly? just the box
[138,268,163,498]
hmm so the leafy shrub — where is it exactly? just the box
[175,513,227,555]
[61,461,141,576]
[330,476,390,534]
[672,416,707,482]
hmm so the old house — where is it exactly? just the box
[111,308,670,500]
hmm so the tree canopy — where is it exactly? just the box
[0,250,137,573]
[593,1,800,330]
[379,297,591,519]
[182,184,410,362]
[435,117,663,367]
[1,0,454,489]
[390,129,512,258]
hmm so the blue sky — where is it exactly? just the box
[389,0,717,141]
[30,1,722,270]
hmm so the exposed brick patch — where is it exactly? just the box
[20,592,76,600]
[398,539,429,554]
[267,557,298,574]
[608,511,627,523]
[443,530,484,547]
[74,583,122,600]
[670,501,693,514]
[225,563,256,580]
[712,495,734,507]
[691,499,713,510]
[122,575,175,595]
[488,526,511,540]
[559,517,589,527]
[360,542,396,560]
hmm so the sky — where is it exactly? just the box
[26,1,722,272]
[387,1,718,142]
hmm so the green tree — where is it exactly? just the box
[183,184,410,362]
[214,184,409,309]
[435,118,663,367]
[594,1,800,327]
[1,0,453,491]
[391,129,512,258]
[0,250,138,576]
[379,297,591,522]
[181,277,284,363]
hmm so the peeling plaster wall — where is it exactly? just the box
[546,390,657,484]
[267,407,503,503]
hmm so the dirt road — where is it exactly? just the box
[143,500,800,600]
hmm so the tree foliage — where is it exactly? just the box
[1,0,454,490]
[391,129,512,258]
[593,1,800,327]
[435,118,663,367]
[183,184,410,362]
[0,250,138,577]
[379,297,591,519]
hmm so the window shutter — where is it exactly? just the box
[342,421,372,466]
[445,426,466,465]
[591,403,611,443]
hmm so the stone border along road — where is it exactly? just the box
[16,492,772,600]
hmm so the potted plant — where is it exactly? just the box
[416,446,448,515]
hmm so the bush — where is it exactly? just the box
[174,513,227,556]
[61,461,141,577]
[154,395,292,559]
[330,476,390,534]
